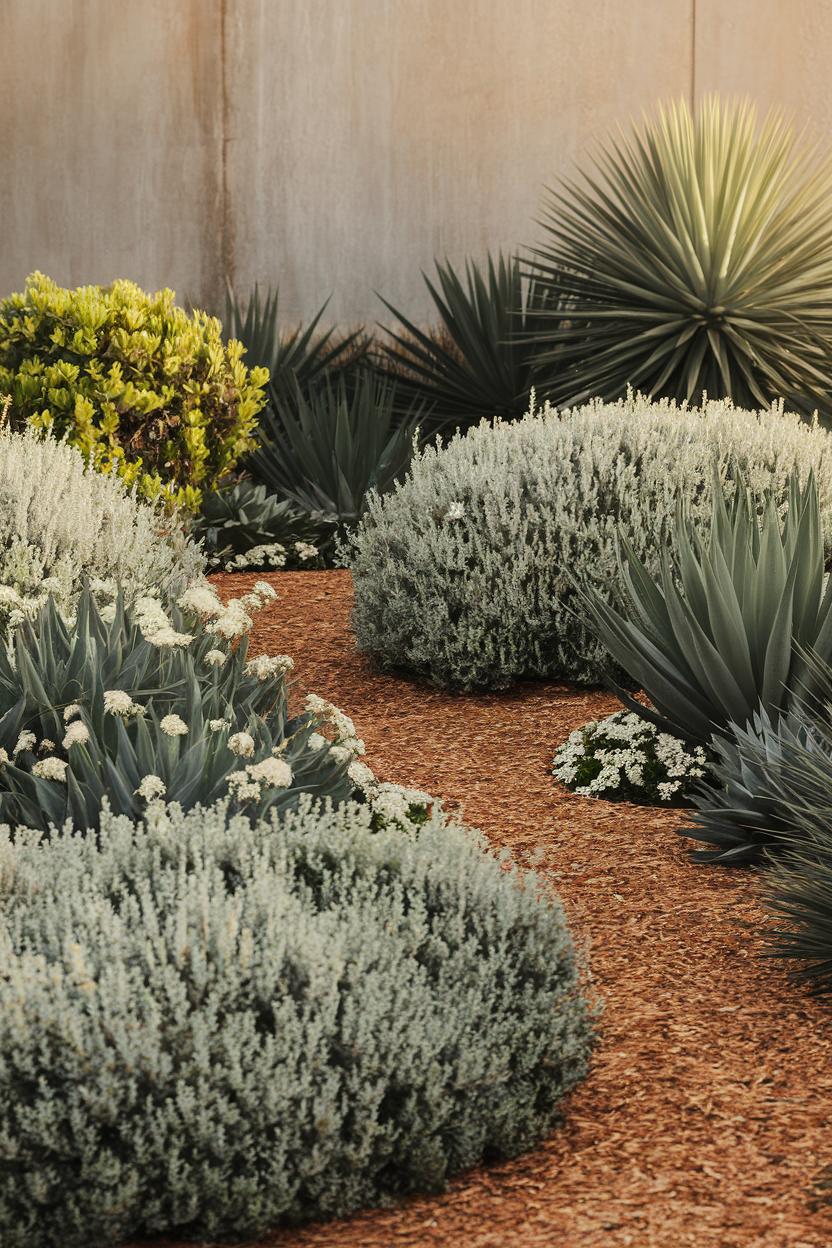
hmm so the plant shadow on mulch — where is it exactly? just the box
[133,570,832,1248]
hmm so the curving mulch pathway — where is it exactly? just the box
[175,571,832,1248]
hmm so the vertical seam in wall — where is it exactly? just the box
[220,0,234,293]
[690,0,697,107]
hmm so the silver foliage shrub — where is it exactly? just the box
[0,796,593,1246]
[350,394,832,689]
[0,420,203,625]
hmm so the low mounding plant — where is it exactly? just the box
[379,254,560,432]
[577,468,832,745]
[553,710,713,805]
[528,96,832,415]
[0,796,594,1247]
[0,418,203,627]
[0,581,378,832]
[0,272,269,508]
[191,478,335,571]
[350,393,832,691]
[252,370,424,531]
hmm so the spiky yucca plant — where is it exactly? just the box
[251,371,424,530]
[379,254,560,432]
[577,468,832,745]
[529,97,832,415]
[223,283,367,401]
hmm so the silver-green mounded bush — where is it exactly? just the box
[0,797,593,1246]
[350,394,832,690]
[0,420,203,625]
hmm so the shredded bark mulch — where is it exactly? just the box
[160,571,832,1248]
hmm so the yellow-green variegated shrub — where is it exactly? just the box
[0,272,269,509]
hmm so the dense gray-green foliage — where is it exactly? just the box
[578,470,832,745]
[350,395,832,690]
[0,796,593,1246]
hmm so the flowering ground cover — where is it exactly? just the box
[153,568,832,1248]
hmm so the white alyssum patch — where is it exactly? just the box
[553,709,711,803]
[294,541,319,561]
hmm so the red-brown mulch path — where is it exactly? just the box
[165,571,832,1248]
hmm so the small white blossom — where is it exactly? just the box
[145,626,193,648]
[307,732,328,751]
[103,689,142,717]
[0,748,8,765]
[204,649,227,668]
[247,757,292,788]
[37,739,56,754]
[245,654,294,681]
[135,774,167,801]
[62,721,90,749]
[63,703,81,722]
[13,731,36,755]
[226,771,261,801]
[177,582,223,618]
[208,718,229,731]
[228,731,255,757]
[99,603,117,624]
[347,760,376,790]
[159,714,188,737]
[294,541,318,561]
[32,757,68,782]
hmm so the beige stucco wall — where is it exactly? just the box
[1,0,827,326]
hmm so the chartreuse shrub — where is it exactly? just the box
[528,96,832,415]
[0,272,269,508]
[0,417,202,627]
[0,795,594,1247]
[350,393,832,691]
[0,579,435,833]
[578,468,832,746]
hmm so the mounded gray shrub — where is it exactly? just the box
[0,796,593,1247]
[349,394,832,690]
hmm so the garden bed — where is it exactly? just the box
[140,569,832,1248]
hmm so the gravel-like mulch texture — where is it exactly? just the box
[165,571,832,1248]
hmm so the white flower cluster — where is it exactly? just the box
[304,694,365,759]
[221,539,319,573]
[227,755,293,802]
[348,759,433,831]
[177,579,277,642]
[553,710,711,803]
[103,689,144,718]
[133,596,193,648]
[244,653,294,681]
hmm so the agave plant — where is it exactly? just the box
[192,478,336,570]
[528,96,832,416]
[250,369,425,529]
[0,585,353,831]
[223,282,368,401]
[577,468,832,745]
[765,828,832,995]
[379,254,561,432]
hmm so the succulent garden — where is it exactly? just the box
[3,94,832,1246]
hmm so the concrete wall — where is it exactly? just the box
[1,0,826,326]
